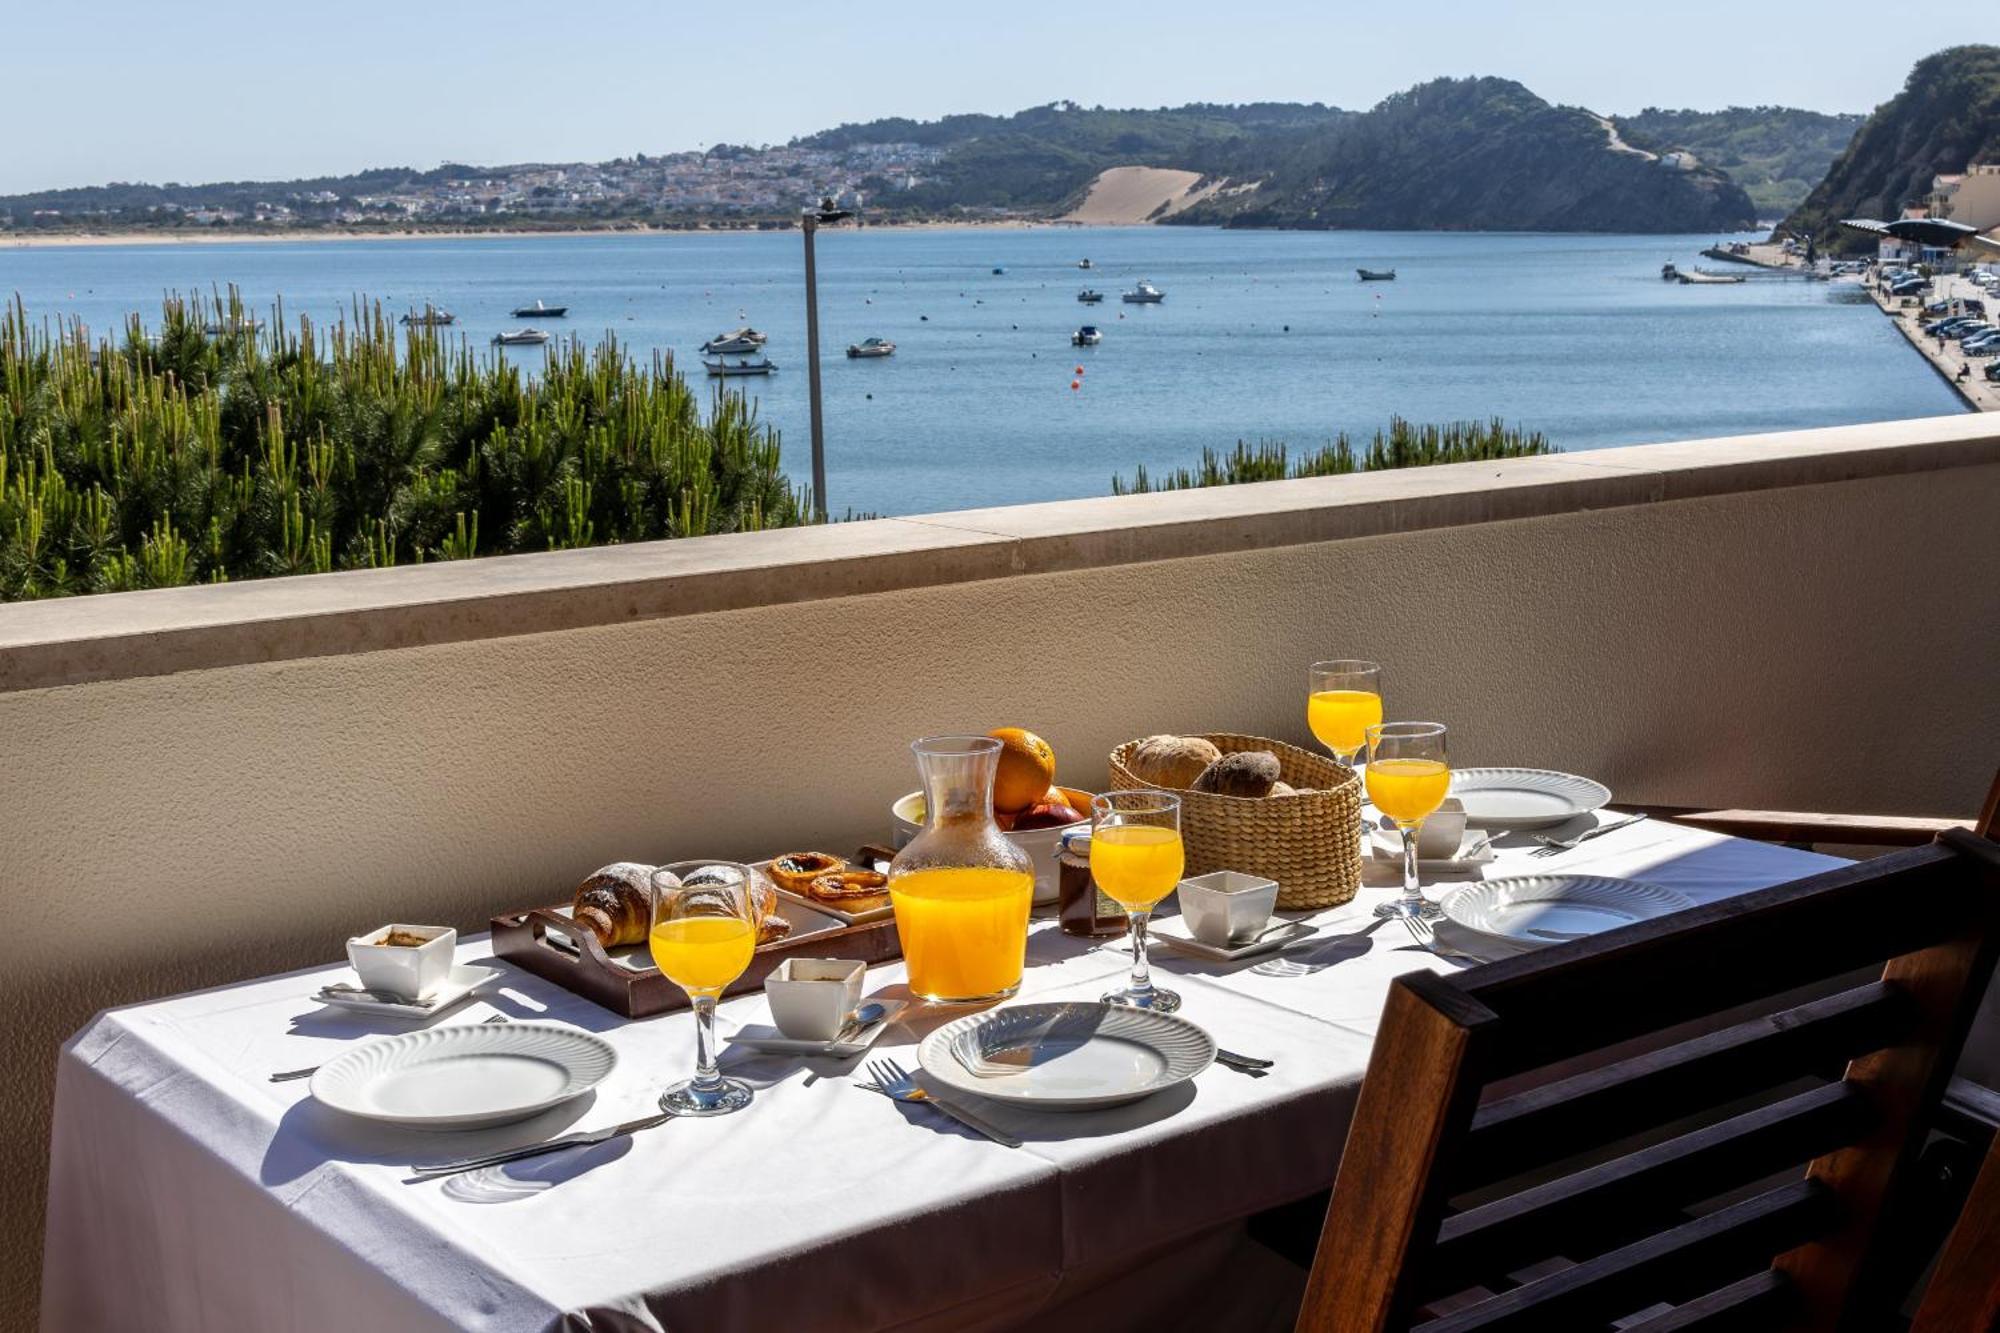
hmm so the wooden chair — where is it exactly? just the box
[1293,822,2000,1332]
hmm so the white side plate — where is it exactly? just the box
[311,1022,617,1130]
[1441,875,1694,947]
[1450,768,1612,829]
[918,1002,1215,1110]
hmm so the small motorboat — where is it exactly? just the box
[992,266,1006,275]
[1661,263,1682,282]
[1077,258,1094,269]
[1071,325,1102,346]
[703,357,777,376]
[1121,281,1164,303]
[1077,289,1105,303]
[701,327,768,355]
[400,306,456,326]
[1357,268,1397,282]
[510,300,568,319]
[201,318,262,336]
[846,337,896,359]
[491,328,550,346]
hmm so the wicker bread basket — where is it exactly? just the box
[1107,733,1362,910]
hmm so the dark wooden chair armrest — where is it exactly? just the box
[1663,808,1974,847]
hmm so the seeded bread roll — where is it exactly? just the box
[1191,751,1283,798]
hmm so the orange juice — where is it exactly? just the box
[1308,689,1383,758]
[1090,825,1186,911]
[1366,757,1451,825]
[889,866,1034,1001]
[649,916,757,995]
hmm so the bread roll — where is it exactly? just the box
[1191,751,1283,798]
[1128,734,1223,789]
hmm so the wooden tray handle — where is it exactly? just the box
[515,907,616,972]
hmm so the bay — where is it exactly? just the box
[0,225,1963,517]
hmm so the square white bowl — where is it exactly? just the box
[345,924,457,1002]
[1176,870,1280,947]
[764,958,866,1042]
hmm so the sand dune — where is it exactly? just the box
[1061,167,1227,225]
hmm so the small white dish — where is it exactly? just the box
[313,964,501,1018]
[1368,825,1497,870]
[1450,768,1612,830]
[918,1002,1215,1111]
[1150,916,1317,961]
[1176,870,1280,947]
[346,924,456,1001]
[1440,875,1694,947]
[764,958,866,1042]
[311,1021,616,1130]
[726,999,906,1056]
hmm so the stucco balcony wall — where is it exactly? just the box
[2,414,1996,1324]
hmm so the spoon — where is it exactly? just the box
[831,1002,888,1046]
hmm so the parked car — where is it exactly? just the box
[1984,361,2000,382]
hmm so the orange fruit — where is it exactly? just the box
[989,727,1057,813]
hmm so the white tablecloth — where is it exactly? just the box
[41,816,1843,1332]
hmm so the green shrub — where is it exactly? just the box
[1112,417,1552,494]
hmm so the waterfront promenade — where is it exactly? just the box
[1871,273,2000,412]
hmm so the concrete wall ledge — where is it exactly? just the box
[3,412,1993,694]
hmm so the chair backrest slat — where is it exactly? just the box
[1294,824,2000,1333]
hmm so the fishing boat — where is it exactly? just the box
[1678,269,1747,286]
[1071,325,1102,346]
[1077,258,1094,269]
[400,306,456,327]
[509,300,568,319]
[491,328,550,346]
[701,327,768,355]
[846,337,896,359]
[992,266,1006,275]
[1357,268,1397,282]
[1121,280,1164,303]
[703,357,777,376]
[1077,289,1105,303]
[1661,263,1682,282]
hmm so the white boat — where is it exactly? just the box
[846,337,896,359]
[703,357,777,376]
[1077,289,1105,303]
[1077,258,1094,269]
[1121,281,1164,304]
[400,306,456,327]
[701,327,768,355]
[201,318,262,336]
[509,300,568,319]
[1071,325,1102,346]
[491,328,550,346]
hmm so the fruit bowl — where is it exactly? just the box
[889,786,1093,906]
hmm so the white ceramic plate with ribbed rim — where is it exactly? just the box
[310,1022,618,1130]
[1448,768,1613,829]
[1440,875,1695,947]
[917,1002,1216,1110]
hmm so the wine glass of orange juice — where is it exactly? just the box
[888,736,1036,1004]
[650,861,760,1115]
[1363,723,1450,921]
[1091,791,1186,1013]
[1308,660,1383,767]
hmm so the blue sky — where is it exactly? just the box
[8,0,1993,192]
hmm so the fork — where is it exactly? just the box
[1530,813,1648,857]
[269,1013,509,1082]
[861,1057,1022,1148]
[1399,915,1484,967]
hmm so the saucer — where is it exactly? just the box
[311,964,501,1018]
[725,999,906,1056]
[1150,917,1317,961]
[1368,825,1498,871]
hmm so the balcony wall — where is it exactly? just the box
[3,414,1998,1323]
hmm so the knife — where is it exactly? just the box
[405,1111,676,1181]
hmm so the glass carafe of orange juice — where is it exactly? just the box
[889,736,1036,1003]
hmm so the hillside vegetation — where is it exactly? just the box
[1783,45,2000,251]
[1172,78,1755,232]
[1613,106,1862,214]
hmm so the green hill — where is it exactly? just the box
[1782,45,2000,252]
[1173,78,1756,233]
[1612,107,1862,215]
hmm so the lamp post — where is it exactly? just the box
[801,197,852,522]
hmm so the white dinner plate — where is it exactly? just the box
[310,1021,617,1130]
[1440,875,1694,947]
[1450,768,1612,829]
[918,1002,1215,1111]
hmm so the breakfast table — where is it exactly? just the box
[40,812,1845,1333]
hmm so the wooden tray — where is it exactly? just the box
[490,858,903,1018]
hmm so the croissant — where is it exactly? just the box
[571,862,656,948]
